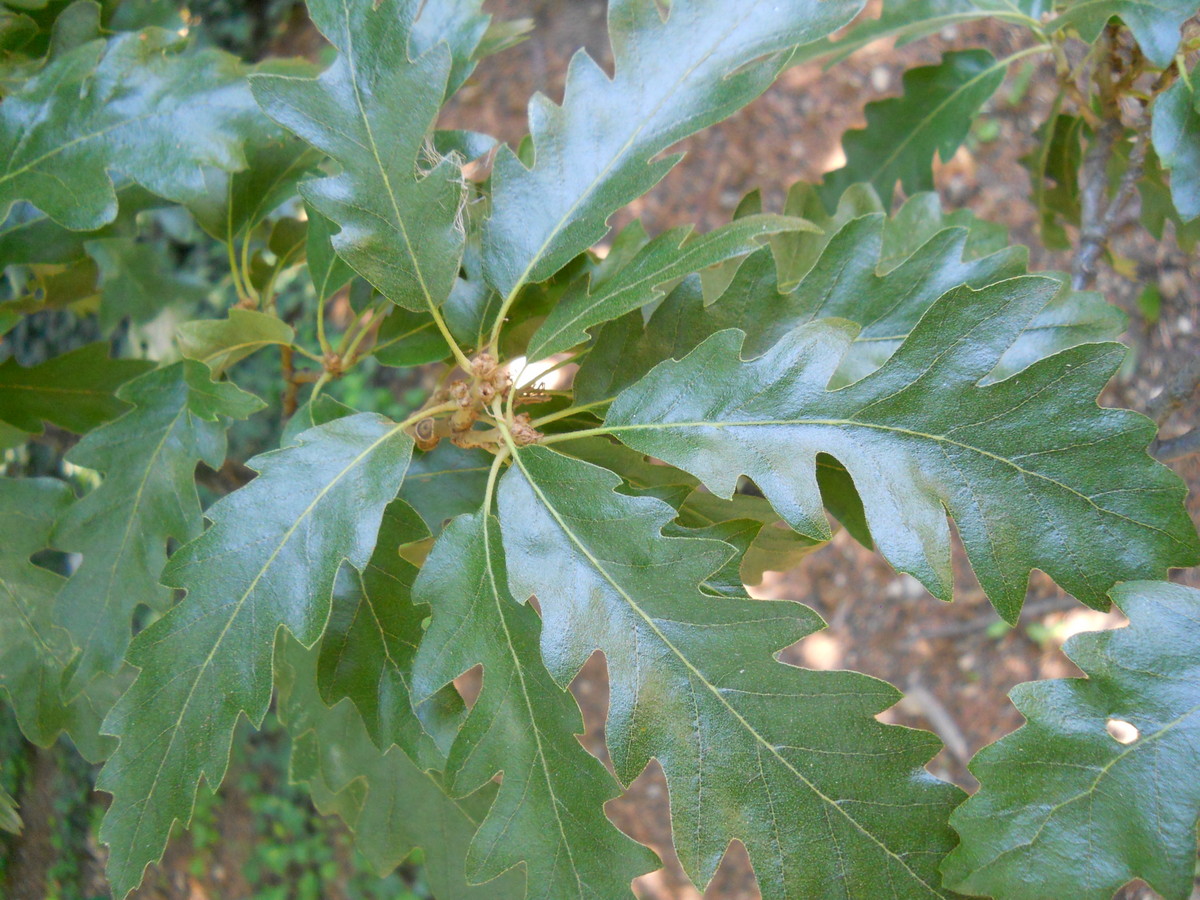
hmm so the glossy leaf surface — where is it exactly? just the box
[526,214,813,359]
[944,581,1200,900]
[499,445,964,899]
[577,204,1122,404]
[53,362,263,694]
[412,510,658,898]
[98,413,414,897]
[604,280,1198,620]
[251,0,464,312]
[481,0,861,299]
[0,28,258,230]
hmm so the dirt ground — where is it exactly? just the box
[7,1,1199,897]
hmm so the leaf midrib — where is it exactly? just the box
[340,0,441,314]
[481,510,588,897]
[506,443,945,896]
[596,416,1182,544]
[497,0,765,300]
[120,418,408,857]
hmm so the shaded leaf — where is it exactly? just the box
[1151,69,1200,222]
[52,361,263,694]
[97,413,414,898]
[412,509,659,898]
[177,308,295,377]
[481,0,861,299]
[677,489,824,585]
[0,343,152,435]
[1049,0,1199,67]
[0,477,114,761]
[944,581,1200,900]
[305,206,355,302]
[398,443,493,536]
[317,500,465,762]
[0,784,20,835]
[86,238,209,328]
[186,127,320,244]
[498,445,964,899]
[821,50,1006,208]
[526,214,814,359]
[1021,110,1083,250]
[281,392,355,447]
[0,184,163,266]
[250,0,465,313]
[604,279,1198,620]
[374,306,451,368]
[278,636,525,897]
[0,27,259,230]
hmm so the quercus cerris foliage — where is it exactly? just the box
[1,0,1199,898]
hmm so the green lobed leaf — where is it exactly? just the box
[0,479,91,751]
[526,214,815,360]
[250,0,465,313]
[769,182,885,290]
[821,50,1007,208]
[305,206,355,302]
[795,0,1046,65]
[409,0,520,99]
[577,204,1123,405]
[1151,69,1200,223]
[1049,0,1199,67]
[497,445,964,899]
[177,308,296,377]
[412,509,659,898]
[878,189,1012,264]
[317,499,465,764]
[398,443,494,536]
[0,26,260,230]
[85,238,209,329]
[97,412,414,898]
[603,279,1198,621]
[943,581,1200,900]
[481,0,861,300]
[0,783,20,834]
[52,361,264,695]
[0,343,153,435]
[278,636,525,897]
[0,184,164,266]
[185,85,322,245]
[373,305,451,368]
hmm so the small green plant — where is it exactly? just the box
[1,1,1199,898]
